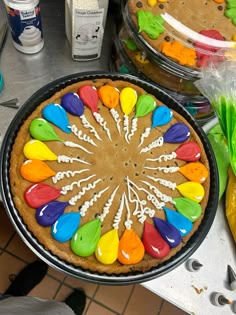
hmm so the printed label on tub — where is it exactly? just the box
[5,4,43,49]
[72,9,104,60]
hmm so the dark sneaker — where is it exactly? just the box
[4,260,48,296]
[65,288,86,315]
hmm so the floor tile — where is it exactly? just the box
[160,300,189,315]
[0,204,15,248]
[54,284,74,301]
[55,285,91,314]
[47,266,66,281]
[0,252,26,293]
[64,275,98,298]
[29,274,61,300]
[123,284,163,315]
[85,301,117,315]
[6,233,37,263]
[94,284,134,313]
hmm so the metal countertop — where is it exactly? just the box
[1,2,236,315]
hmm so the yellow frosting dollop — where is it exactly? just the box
[23,140,57,161]
[120,87,138,115]
[95,229,119,264]
[176,181,205,203]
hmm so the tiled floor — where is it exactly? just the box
[0,203,188,315]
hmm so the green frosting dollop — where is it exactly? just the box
[225,0,236,25]
[173,197,202,222]
[137,10,165,40]
[70,219,101,257]
[124,39,138,51]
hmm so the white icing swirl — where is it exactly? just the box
[113,193,125,230]
[141,180,174,204]
[80,186,110,217]
[123,193,133,230]
[144,166,179,173]
[93,112,111,141]
[60,174,96,195]
[146,152,177,162]
[128,117,138,141]
[64,141,93,154]
[140,136,164,153]
[69,124,97,147]
[146,175,176,190]
[52,169,89,184]
[123,115,129,143]
[80,114,102,141]
[57,155,91,165]
[99,186,120,222]
[126,178,157,223]
[68,178,102,205]
[110,108,121,134]
[139,127,151,147]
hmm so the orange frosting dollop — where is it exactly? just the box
[98,85,120,109]
[159,40,197,67]
[118,229,145,265]
[20,159,56,183]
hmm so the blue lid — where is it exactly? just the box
[0,71,4,94]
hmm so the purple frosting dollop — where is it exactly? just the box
[163,122,190,143]
[35,201,68,227]
[61,93,84,117]
[153,217,182,248]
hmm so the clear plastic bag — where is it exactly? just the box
[195,50,236,175]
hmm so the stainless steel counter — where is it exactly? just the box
[1,2,236,315]
[0,0,112,144]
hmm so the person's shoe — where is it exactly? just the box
[65,288,86,315]
[4,260,48,296]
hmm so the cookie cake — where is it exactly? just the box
[126,0,236,70]
[7,74,214,277]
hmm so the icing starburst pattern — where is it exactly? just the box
[19,81,208,268]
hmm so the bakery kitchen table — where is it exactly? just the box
[0,1,236,315]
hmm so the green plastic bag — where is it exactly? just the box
[208,124,230,199]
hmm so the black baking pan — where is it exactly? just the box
[0,72,219,285]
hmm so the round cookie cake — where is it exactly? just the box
[126,0,236,70]
[6,74,215,278]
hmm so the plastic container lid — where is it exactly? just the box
[3,0,39,10]
[122,0,236,80]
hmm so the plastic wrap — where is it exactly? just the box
[195,52,236,175]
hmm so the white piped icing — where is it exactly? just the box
[139,127,151,147]
[80,114,102,141]
[69,124,97,146]
[80,186,110,217]
[123,115,129,143]
[144,166,179,173]
[99,186,120,222]
[113,193,125,230]
[128,117,138,141]
[64,141,93,154]
[141,180,174,204]
[57,155,91,165]
[52,169,89,184]
[127,178,161,223]
[140,136,164,153]
[123,193,133,230]
[110,108,121,134]
[93,112,111,141]
[68,178,102,205]
[147,152,177,162]
[60,175,96,195]
[146,176,177,190]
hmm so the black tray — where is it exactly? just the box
[0,72,219,285]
